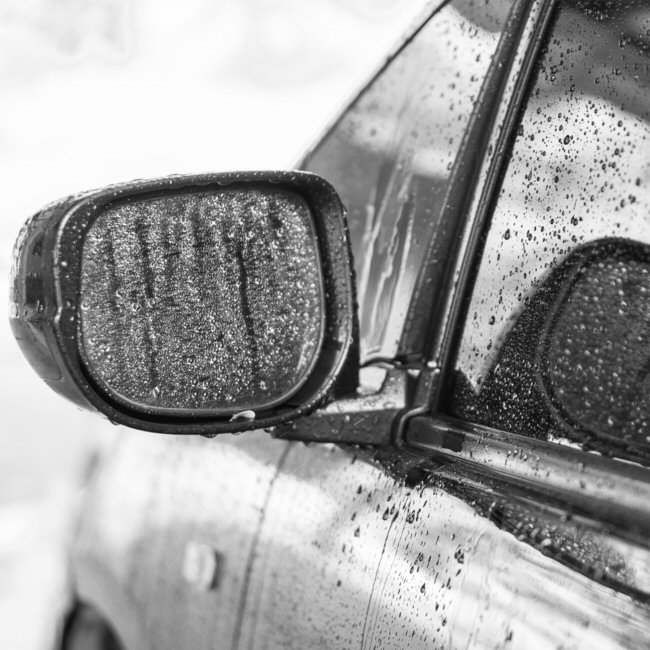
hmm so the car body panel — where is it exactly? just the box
[75,433,650,649]
[73,432,287,649]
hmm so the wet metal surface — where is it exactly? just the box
[76,433,650,649]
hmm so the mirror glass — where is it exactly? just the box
[79,186,324,415]
[544,246,650,445]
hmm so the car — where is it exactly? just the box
[10,0,650,648]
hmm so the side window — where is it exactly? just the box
[303,1,515,363]
[449,1,650,461]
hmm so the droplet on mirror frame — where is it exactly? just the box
[229,410,256,423]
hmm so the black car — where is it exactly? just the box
[10,0,650,647]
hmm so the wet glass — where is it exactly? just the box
[302,0,514,362]
[544,244,650,445]
[451,1,650,457]
[80,187,324,414]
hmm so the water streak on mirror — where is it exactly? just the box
[80,187,324,414]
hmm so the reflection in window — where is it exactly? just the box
[451,1,650,459]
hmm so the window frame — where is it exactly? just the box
[403,0,650,600]
[410,0,560,413]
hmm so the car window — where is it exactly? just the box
[302,0,515,364]
[449,1,650,460]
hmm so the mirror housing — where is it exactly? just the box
[10,171,358,434]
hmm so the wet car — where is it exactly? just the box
[10,0,650,648]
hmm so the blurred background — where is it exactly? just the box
[0,0,432,647]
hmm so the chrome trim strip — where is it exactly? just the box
[408,414,650,536]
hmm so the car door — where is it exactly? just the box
[68,1,650,649]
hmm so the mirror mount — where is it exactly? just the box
[274,367,407,445]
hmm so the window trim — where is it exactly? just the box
[415,0,559,410]
[393,0,558,439]
[408,413,650,602]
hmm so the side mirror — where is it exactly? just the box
[540,238,650,455]
[451,237,650,464]
[10,171,358,434]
